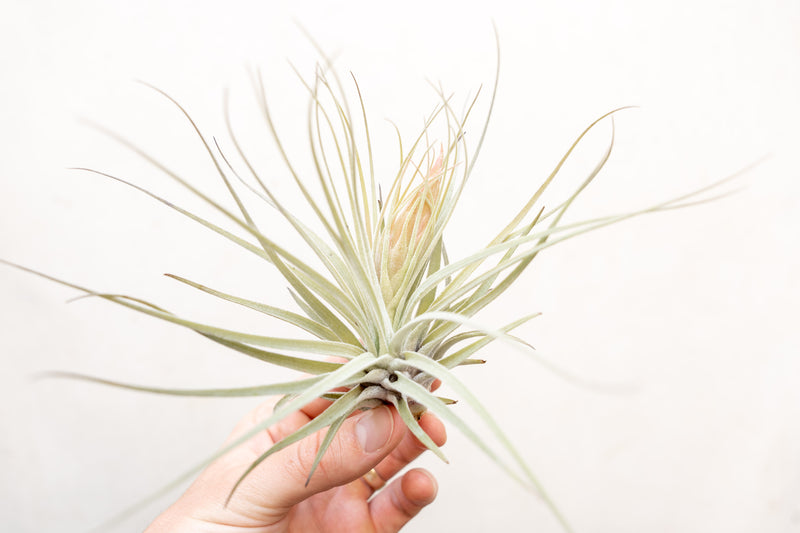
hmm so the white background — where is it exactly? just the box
[1,1,799,532]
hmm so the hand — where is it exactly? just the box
[146,396,447,533]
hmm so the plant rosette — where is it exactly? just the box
[1,31,740,533]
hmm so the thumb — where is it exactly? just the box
[231,405,406,511]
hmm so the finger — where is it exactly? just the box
[372,411,446,483]
[368,468,438,533]
[268,406,447,493]
[222,398,315,455]
[224,395,339,450]
[230,405,407,511]
[224,395,446,478]
[271,394,366,443]
[297,395,336,420]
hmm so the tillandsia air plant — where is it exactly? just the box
[2,32,738,532]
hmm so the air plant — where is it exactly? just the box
[1,33,737,533]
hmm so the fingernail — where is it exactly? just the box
[421,470,438,501]
[355,406,393,453]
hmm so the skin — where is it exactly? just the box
[145,396,447,533]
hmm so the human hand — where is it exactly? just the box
[145,396,447,533]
